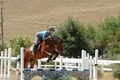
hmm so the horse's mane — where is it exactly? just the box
[43,35,64,47]
[51,35,60,39]
[50,35,64,42]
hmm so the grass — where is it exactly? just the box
[99,72,118,80]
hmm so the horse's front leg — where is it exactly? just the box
[46,55,53,63]
[30,58,37,68]
[52,51,59,60]
[24,57,30,68]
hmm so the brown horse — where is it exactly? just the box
[24,35,64,68]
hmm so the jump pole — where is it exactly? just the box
[3,49,7,78]
[20,47,24,80]
[0,51,3,79]
[8,48,12,80]
[93,49,98,80]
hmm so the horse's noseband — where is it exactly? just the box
[44,36,63,56]
[54,39,61,54]
[46,45,50,48]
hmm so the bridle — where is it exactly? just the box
[44,37,62,56]
[54,39,61,54]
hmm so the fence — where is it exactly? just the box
[0,47,100,80]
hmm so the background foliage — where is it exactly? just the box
[0,43,8,51]
[0,15,119,59]
[97,15,120,59]
[56,17,92,58]
[0,14,120,80]
[9,35,32,56]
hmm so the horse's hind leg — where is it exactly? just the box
[30,59,37,68]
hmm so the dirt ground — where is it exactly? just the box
[8,71,118,80]
[99,72,118,80]
[3,0,120,42]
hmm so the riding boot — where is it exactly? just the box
[36,41,41,49]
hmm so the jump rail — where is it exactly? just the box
[0,47,99,80]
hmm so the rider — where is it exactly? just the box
[30,26,55,54]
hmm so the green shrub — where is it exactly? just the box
[107,42,120,60]
[98,69,103,78]
[107,28,120,60]
[0,43,8,51]
[97,15,120,59]
[112,64,120,80]
[56,17,92,58]
[10,35,32,56]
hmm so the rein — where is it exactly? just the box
[44,38,61,56]
[55,39,61,54]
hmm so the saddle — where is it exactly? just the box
[33,36,43,52]
[33,41,41,51]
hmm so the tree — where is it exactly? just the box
[107,28,120,60]
[0,43,7,51]
[97,15,120,59]
[56,17,92,58]
[83,24,98,53]
[10,35,32,56]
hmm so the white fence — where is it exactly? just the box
[0,47,119,80]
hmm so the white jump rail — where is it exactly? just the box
[0,47,99,80]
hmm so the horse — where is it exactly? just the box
[23,35,64,68]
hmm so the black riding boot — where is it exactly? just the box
[33,41,41,51]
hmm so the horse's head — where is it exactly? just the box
[44,35,64,56]
[55,38,64,56]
